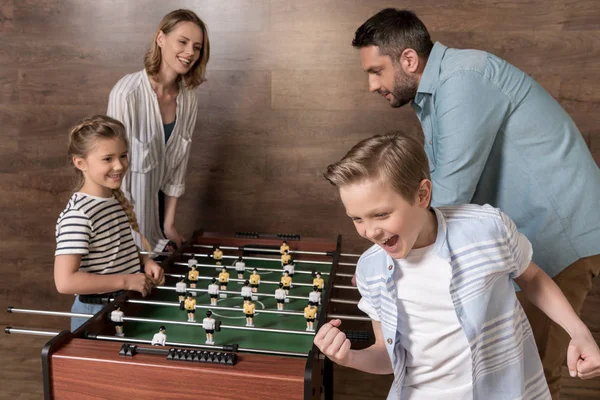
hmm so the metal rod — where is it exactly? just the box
[327,313,370,322]
[8,308,93,319]
[332,284,358,290]
[174,261,331,277]
[193,244,332,257]
[182,252,332,267]
[126,299,306,317]
[5,327,60,336]
[340,253,361,258]
[156,285,314,301]
[338,262,357,267]
[91,335,308,357]
[330,298,359,305]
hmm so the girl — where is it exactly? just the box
[54,115,165,331]
[107,9,210,252]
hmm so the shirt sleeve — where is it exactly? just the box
[55,209,92,256]
[430,71,511,207]
[355,260,381,322]
[500,210,533,279]
[161,92,198,197]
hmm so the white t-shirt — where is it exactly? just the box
[241,286,253,297]
[235,261,246,272]
[360,244,473,400]
[111,310,124,323]
[283,264,295,274]
[203,318,216,330]
[208,283,219,295]
[274,288,286,300]
[188,258,198,268]
[308,291,321,304]
[176,281,187,293]
[151,332,167,345]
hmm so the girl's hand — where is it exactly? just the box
[313,319,352,366]
[144,259,165,286]
[125,273,154,297]
[568,335,600,379]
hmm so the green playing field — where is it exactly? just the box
[124,256,331,355]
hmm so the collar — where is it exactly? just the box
[413,42,448,106]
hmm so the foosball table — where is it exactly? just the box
[6,231,369,400]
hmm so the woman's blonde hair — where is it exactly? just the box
[144,9,210,89]
[68,115,152,253]
[324,132,431,205]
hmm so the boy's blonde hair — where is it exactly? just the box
[324,132,431,204]
[145,9,210,89]
[68,115,152,253]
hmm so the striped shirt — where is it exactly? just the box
[55,193,141,275]
[107,69,198,252]
[356,205,550,400]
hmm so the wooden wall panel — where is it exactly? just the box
[1,1,599,399]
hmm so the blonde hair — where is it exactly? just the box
[68,115,152,253]
[144,9,210,89]
[324,132,430,205]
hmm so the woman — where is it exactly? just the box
[107,9,209,252]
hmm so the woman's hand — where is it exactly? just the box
[164,224,184,250]
[144,258,165,286]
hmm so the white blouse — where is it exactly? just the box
[107,70,198,252]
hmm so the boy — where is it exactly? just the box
[314,133,600,400]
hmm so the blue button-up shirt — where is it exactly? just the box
[412,42,600,278]
[356,205,550,399]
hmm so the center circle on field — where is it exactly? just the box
[212,296,266,319]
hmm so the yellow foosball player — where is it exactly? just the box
[280,240,289,254]
[219,266,230,292]
[281,249,291,266]
[213,246,223,265]
[304,302,318,331]
[243,299,256,327]
[249,268,261,293]
[313,271,324,293]
[281,270,292,295]
[184,293,197,322]
[188,265,199,296]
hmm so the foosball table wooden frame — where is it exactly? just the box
[40,231,340,400]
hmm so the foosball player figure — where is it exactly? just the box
[219,266,230,293]
[208,278,220,306]
[234,256,246,279]
[309,285,321,306]
[280,240,289,254]
[176,278,187,309]
[283,260,295,287]
[275,283,286,310]
[151,326,167,346]
[213,246,223,265]
[111,304,125,337]
[184,293,197,322]
[203,310,216,344]
[304,302,318,331]
[313,271,324,293]
[243,299,256,327]
[188,257,198,269]
[188,265,199,296]
[281,249,291,266]
[281,270,292,295]
[241,280,252,301]
[249,268,260,293]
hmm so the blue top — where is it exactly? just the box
[356,205,549,399]
[412,42,600,278]
[163,119,176,143]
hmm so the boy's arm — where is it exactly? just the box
[515,262,600,378]
[313,319,393,375]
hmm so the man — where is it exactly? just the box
[352,8,600,398]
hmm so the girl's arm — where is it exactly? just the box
[515,262,600,379]
[54,254,153,296]
[314,319,393,375]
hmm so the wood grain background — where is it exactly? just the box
[1,1,599,398]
